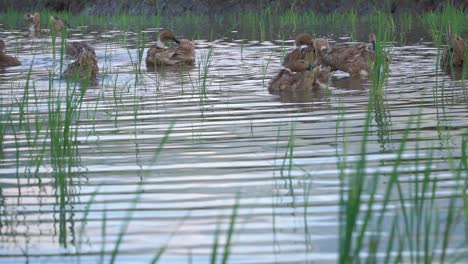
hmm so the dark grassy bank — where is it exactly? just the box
[4,0,468,16]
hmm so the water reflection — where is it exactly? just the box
[332,76,370,90]
[270,87,331,104]
[442,66,468,81]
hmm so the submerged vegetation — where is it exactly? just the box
[0,3,467,264]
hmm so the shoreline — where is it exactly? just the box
[4,0,467,16]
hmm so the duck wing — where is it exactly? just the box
[66,42,95,59]
[0,53,21,67]
[321,43,374,72]
[301,46,315,65]
[150,39,195,66]
[283,48,302,66]
[269,69,313,92]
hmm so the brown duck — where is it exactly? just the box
[283,33,315,67]
[50,16,68,33]
[269,59,331,93]
[66,41,96,59]
[0,39,21,67]
[146,30,195,66]
[314,33,376,78]
[441,34,466,69]
[24,12,41,33]
[63,49,99,82]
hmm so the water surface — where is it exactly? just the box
[0,25,467,263]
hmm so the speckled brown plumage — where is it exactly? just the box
[50,16,67,33]
[0,39,21,67]
[146,30,195,66]
[441,34,466,69]
[24,12,41,33]
[66,41,96,59]
[314,34,376,78]
[283,33,315,67]
[269,60,331,93]
[63,49,98,82]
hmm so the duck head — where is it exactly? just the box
[287,59,312,72]
[312,66,331,88]
[24,12,40,23]
[24,13,33,22]
[313,38,330,54]
[50,16,67,33]
[295,33,314,47]
[33,12,40,24]
[157,30,181,48]
[450,35,466,66]
[24,12,41,32]
[369,33,377,51]
[49,16,59,23]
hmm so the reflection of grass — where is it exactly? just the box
[336,110,467,263]
[124,24,146,85]
[335,12,466,263]
[194,47,214,100]
[0,108,8,157]
[370,13,394,151]
[262,51,274,87]
[422,3,467,77]
[209,194,239,264]
[48,77,87,245]
[397,12,413,45]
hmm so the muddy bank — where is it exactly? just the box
[4,0,468,16]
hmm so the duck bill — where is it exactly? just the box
[173,38,181,44]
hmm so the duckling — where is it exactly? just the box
[66,41,96,59]
[441,34,466,69]
[63,49,98,82]
[314,33,376,78]
[268,60,331,93]
[50,15,68,34]
[146,30,195,66]
[0,39,21,67]
[24,12,41,33]
[283,33,315,67]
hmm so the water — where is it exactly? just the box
[0,25,467,264]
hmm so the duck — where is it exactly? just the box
[314,33,376,78]
[268,59,331,93]
[146,30,195,66]
[24,12,41,33]
[66,41,96,59]
[283,33,315,67]
[49,16,68,34]
[441,34,466,69]
[63,49,98,82]
[0,39,21,67]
